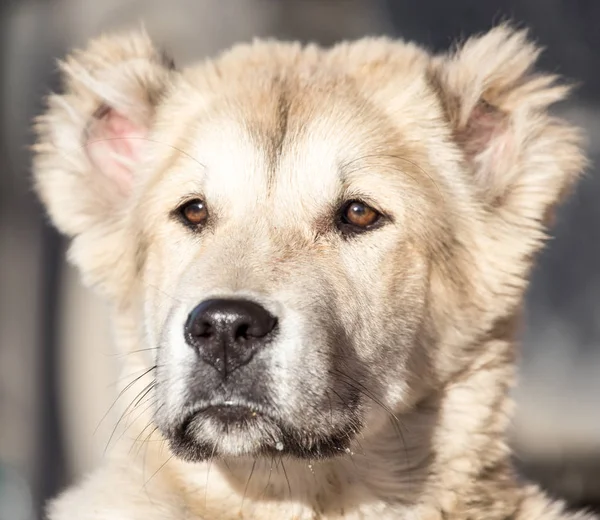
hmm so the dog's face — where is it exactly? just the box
[140,83,439,460]
[34,28,584,463]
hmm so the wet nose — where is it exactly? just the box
[184,299,278,378]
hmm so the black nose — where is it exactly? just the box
[184,299,278,377]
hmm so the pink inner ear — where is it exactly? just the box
[458,101,515,196]
[85,106,147,196]
[460,101,505,161]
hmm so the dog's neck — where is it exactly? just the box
[113,309,519,519]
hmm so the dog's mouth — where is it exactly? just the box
[166,400,358,462]
[196,403,263,423]
[177,399,277,430]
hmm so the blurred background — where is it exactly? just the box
[0,1,599,519]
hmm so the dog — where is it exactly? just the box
[32,24,597,519]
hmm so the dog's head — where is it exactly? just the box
[33,27,584,462]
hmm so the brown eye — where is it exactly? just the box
[340,200,381,230]
[180,199,208,226]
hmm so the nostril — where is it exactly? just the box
[196,322,213,338]
[240,314,278,340]
[235,323,250,340]
[187,315,212,339]
[249,316,278,338]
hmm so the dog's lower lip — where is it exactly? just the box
[207,404,261,421]
[180,401,264,430]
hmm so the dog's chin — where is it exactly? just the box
[166,404,356,463]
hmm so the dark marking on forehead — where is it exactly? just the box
[266,86,291,191]
[241,76,294,192]
[275,92,291,160]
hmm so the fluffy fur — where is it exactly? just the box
[33,25,596,519]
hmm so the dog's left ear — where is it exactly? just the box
[33,30,175,298]
[430,25,586,228]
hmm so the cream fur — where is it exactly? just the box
[32,25,596,520]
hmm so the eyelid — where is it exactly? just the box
[174,194,204,208]
[336,194,392,222]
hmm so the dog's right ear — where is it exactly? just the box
[33,30,175,297]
